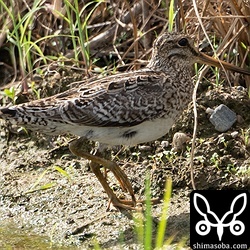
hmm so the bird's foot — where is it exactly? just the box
[69,137,137,209]
[107,196,160,212]
[69,138,160,211]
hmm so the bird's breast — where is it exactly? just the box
[72,116,176,146]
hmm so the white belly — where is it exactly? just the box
[70,117,175,146]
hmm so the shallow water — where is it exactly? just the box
[0,223,79,250]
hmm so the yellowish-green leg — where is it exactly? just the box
[69,138,137,210]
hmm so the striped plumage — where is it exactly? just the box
[1,32,250,210]
[0,33,196,146]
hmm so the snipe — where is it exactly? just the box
[1,32,250,210]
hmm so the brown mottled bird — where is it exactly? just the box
[1,32,250,209]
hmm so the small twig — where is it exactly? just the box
[190,80,198,190]
[88,2,143,51]
[112,2,126,66]
[142,0,151,50]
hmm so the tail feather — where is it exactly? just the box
[0,107,17,119]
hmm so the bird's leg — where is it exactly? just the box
[69,137,137,210]
[90,161,138,210]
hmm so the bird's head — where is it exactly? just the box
[148,32,199,70]
[148,32,250,76]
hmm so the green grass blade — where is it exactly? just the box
[168,0,175,32]
[133,211,144,244]
[155,178,172,248]
[24,169,56,193]
[27,169,49,191]
[54,165,71,180]
[144,175,152,250]
[26,183,56,193]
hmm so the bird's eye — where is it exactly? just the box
[178,38,188,47]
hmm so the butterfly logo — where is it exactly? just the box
[193,193,247,241]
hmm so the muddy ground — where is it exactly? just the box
[0,72,250,249]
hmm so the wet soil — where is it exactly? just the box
[0,73,250,249]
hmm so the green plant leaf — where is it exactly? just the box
[54,165,71,180]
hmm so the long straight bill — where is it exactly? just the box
[198,52,250,75]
